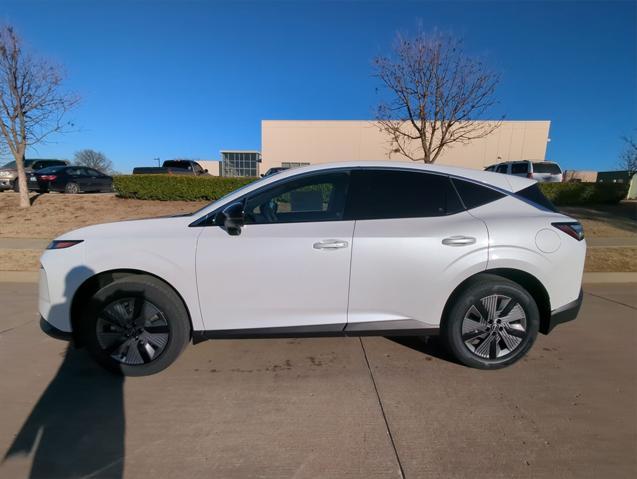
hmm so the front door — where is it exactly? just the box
[196,170,354,331]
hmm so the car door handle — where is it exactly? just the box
[313,240,349,250]
[442,236,476,246]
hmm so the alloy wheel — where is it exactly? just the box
[461,294,527,360]
[96,297,170,365]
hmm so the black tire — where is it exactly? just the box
[65,182,80,194]
[441,274,539,369]
[12,180,19,192]
[80,275,191,376]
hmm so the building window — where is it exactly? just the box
[281,162,310,169]
[221,151,261,177]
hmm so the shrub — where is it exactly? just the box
[539,182,628,206]
[113,175,257,201]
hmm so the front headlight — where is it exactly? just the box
[0,171,10,177]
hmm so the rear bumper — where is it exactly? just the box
[541,288,583,334]
[40,316,72,341]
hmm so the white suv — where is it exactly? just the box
[485,160,563,183]
[39,162,585,376]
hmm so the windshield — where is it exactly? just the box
[1,160,35,169]
[163,160,192,169]
[533,162,561,174]
[190,176,267,216]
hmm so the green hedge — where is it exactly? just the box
[113,174,629,206]
[539,182,628,206]
[113,175,257,201]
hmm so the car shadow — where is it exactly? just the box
[3,265,126,479]
[386,335,460,364]
[29,193,45,206]
[3,346,125,479]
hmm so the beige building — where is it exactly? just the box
[261,120,551,174]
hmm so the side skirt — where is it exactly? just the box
[191,320,439,344]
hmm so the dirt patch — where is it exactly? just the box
[0,192,207,239]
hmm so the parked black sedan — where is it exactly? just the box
[28,166,113,194]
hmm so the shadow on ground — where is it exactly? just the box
[3,346,125,479]
[386,335,459,364]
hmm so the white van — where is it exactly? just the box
[485,161,563,183]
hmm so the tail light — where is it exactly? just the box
[40,175,57,181]
[47,240,84,250]
[526,173,533,179]
[552,222,585,241]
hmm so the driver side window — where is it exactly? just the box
[244,172,349,225]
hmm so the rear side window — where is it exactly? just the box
[532,162,562,174]
[515,184,557,212]
[345,170,463,220]
[496,164,508,173]
[510,163,528,175]
[451,178,506,210]
[36,166,65,174]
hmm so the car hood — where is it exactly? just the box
[56,215,196,241]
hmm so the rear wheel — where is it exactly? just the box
[441,274,539,369]
[65,182,80,194]
[80,275,191,376]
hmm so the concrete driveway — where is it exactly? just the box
[0,282,635,479]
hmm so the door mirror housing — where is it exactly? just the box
[217,201,245,236]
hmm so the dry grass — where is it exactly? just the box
[584,248,637,273]
[0,192,207,239]
[560,203,637,238]
[0,192,636,273]
[0,249,41,271]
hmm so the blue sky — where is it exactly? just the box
[1,0,635,172]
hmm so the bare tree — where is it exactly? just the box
[374,31,502,163]
[619,134,637,173]
[0,25,78,207]
[74,149,113,174]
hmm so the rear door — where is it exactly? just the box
[86,168,111,191]
[67,167,92,191]
[532,162,563,182]
[344,169,490,330]
[510,162,529,178]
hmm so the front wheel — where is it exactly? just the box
[441,274,539,369]
[80,275,191,376]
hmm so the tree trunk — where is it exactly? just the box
[14,148,30,208]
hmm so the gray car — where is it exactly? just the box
[0,159,68,191]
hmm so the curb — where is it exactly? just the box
[1,271,636,284]
[582,272,637,284]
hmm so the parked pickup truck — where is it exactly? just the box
[132,160,209,176]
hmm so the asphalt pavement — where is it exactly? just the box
[0,282,635,478]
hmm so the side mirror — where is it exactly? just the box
[217,201,245,236]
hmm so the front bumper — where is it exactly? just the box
[541,288,583,334]
[0,178,13,190]
[40,316,72,341]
